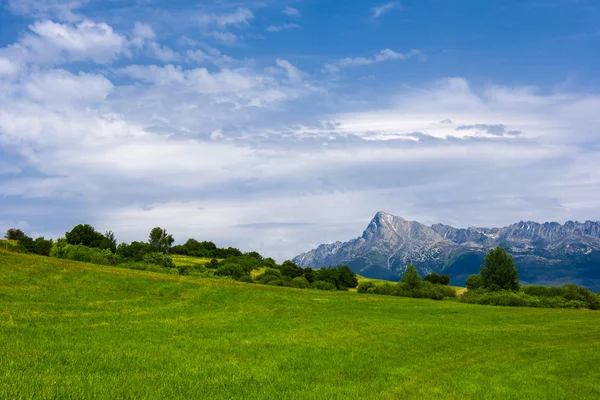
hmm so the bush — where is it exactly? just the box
[311,280,336,291]
[466,274,484,290]
[291,276,310,289]
[215,263,246,279]
[521,285,566,297]
[237,275,255,284]
[424,273,450,285]
[117,241,150,262]
[255,268,283,284]
[33,237,53,256]
[313,265,358,290]
[373,283,396,296]
[51,240,118,266]
[357,281,376,293]
[143,252,175,269]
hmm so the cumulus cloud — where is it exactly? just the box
[323,48,420,72]
[9,20,129,65]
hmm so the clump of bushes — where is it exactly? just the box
[460,284,599,310]
[143,252,176,269]
[50,239,118,266]
[424,273,450,285]
[3,229,53,256]
[356,264,457,301]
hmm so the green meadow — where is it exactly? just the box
[1,250,599,399]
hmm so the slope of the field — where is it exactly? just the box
[1,251,599,399]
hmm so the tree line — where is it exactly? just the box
[2,224,359,292]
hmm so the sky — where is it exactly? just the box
[1,0,600,261]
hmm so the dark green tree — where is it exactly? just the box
[424,273,450,285]
[148,227,174,254]
[100,230,117,253]
[402,264,421,290]
[480,247,520,291]
[336,265,358,290]
[33,237,53,256]
[65,224,105,248]
[466,274,484,290]
[280,260,304,278]
[4,228,27,241]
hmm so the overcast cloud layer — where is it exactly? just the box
[1,0,599,261]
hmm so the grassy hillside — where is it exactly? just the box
[1,251,599,399]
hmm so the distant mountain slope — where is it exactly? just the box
[293,212,600,291]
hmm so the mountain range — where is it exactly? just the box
[292,212,600,291]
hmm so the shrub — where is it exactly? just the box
[215,263,246,279]
[563,284,599,310]
[51,240,118,266]
[291,276,310,289]
[311,280,336,291]
[424,273,450,285]
[313,265,358,290]
[466,274,484,290]
[237,275,255,284]
[143,252,175,269]
[207,258,219,269]
[33,237,53,256]
[442,286,457,298]
[373,283,396,296]
[117,241,150,262]
[357,281,376,293]
[521,285,566,297]
[255,268,283,284]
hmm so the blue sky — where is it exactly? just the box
[1,0,599,260]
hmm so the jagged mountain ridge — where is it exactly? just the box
[293,212,600,290]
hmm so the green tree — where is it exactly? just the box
[148,227,174,254]
[100,230,117,253]
[480,247,520,291]
[33,237,53,256]
[4,228,27,241]
[336,265,358,290]
[65,224,105,248]
[465,274,484,290]
[402,264,421,290]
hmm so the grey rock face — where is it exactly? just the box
[293,212,600,290]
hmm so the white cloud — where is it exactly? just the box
[131,22,156,48]
[266,23,301,32]
[372,1,401,18]
[14,20,128,65]
[0,58,21,78]
[8,0,85,21]
[2,4,600,262]
[198,8,254,28]
[211,31,239,44]
[283,7,301,17]
[275,59,303,84]
[324,48,420,72]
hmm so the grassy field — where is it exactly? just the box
[1,250,599,399]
